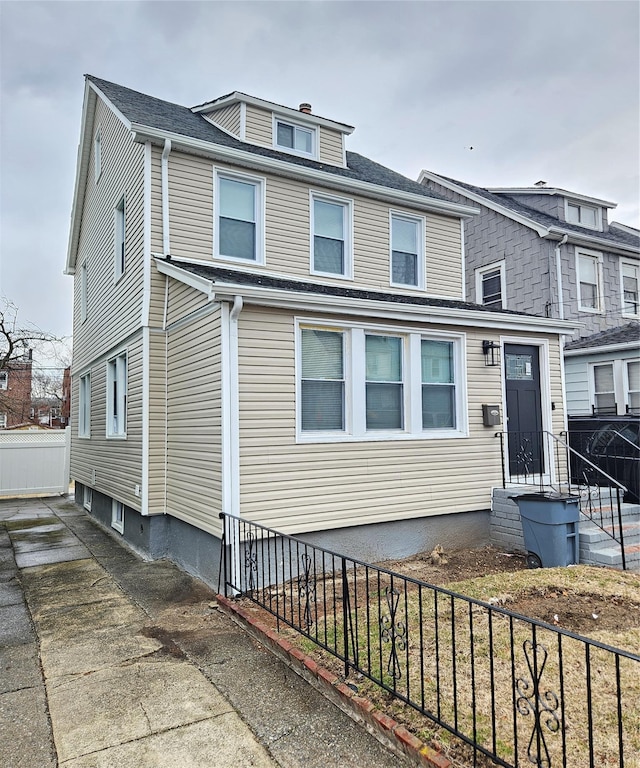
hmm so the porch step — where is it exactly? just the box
[579,512,640,572]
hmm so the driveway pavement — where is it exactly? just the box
[0,495,404,768]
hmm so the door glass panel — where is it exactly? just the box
[506,354,533,380]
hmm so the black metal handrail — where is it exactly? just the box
[219,512,639,768]
[497,430,629,570]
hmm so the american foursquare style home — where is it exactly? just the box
[66,76,577,581]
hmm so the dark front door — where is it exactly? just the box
[504,344,544,476]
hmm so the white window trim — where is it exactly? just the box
[80,260,88,323]
[475,260,506,309]
[272,114,318,160]
[309,191,354,280]
[564,199,602,231]
[111,500,124,533]
[575,248,604,313]
[94,129,102,182]
[83,486,92,511]
[106,352,127,438]
[620,258,639,318]
[0,371,7,390]
[213,169,266,265]
[114,195,126,282]
[295,317,468,443]
[589,358,639,415]
[78,372,91,438]
[389,211,426,290]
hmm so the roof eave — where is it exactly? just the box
[545,227,640,255]
[133,125,479,218]
[564,340,639,356]
[488,187,617,209]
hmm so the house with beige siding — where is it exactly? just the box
[66,76,577,582]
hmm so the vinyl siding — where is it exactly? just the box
[236,306,565,535]
[319,126,344,166]
[244,104,272,146]
[148,328,167,514]
[72,97,145,371]
[167,151,214,259]
[207,104,241,137]
[165,291,222,535]
[70,333,144,511]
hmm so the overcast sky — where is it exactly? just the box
[1,0,638,346]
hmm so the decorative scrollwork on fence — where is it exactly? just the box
[515,437,534,480]
[380,587,407,680]
[244,531,257,594]
[515,639,560,768]
[297,552,316,628]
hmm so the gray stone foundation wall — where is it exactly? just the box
[489,488,529,552]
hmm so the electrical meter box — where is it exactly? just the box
[482,404,501,427]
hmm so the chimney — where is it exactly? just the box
[534,180,547,187]
[299,103,312,114]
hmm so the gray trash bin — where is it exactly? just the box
[512,492,581,569]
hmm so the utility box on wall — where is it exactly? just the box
[482,404,501,427]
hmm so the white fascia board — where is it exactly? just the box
[564,340,640,357]
[610,221,640,236]
[488,187,617,209]
[544,227,640,256]
[132,125,478,219]
[192,92,355,135]
[154,257,216,299]
[417,170,548,236]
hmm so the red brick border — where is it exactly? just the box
[216,594,451,768]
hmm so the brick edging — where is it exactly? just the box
[216,594,450,768]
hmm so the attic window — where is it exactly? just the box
[274,118,316,158]
[566,201,601,230]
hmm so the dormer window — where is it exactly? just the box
[566,201,601,230]
[274,118,316,158]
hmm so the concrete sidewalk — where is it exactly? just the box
[0,496,403,768]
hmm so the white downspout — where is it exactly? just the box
[555,234,568,320]
[226,295,243,592]
[161,139,172,255]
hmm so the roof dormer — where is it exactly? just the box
[191,92,354,168]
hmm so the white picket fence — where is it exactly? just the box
[0,428,71,497]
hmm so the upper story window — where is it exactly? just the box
[566,200,601,230]
[311,193,352,278]
[621,260,639,317]
[114,197,126,280]
[298,321,466,441]
[0,371,7,390]
[94,130,102,181]
[215,171,264,263]
[475,261,505,309]
[576,250,602,312]
[274,118,316,158]
[390,213,424,289]
[79,373,91,438]
[106,352,127,437]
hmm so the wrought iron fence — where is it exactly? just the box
[219,512,639,767]
[496,430,629,569]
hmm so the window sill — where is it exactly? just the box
[296,429,468,444]
[214,252,264,266]
[106,433,127,440]
[390,280,425,291]
[310,269,353,281]
[274,144,318,161]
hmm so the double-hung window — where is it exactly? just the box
[311,194,352,277]
[78,373,91,438]
[621,260,639,317]
[627,361,640,414]
[298,322,465,441]
[592,363,616,413]
[275,119,315,158]
[576,250,602,311]
[115,197,125,279]
[216,172,264,263]
[475,261,505,308]
[391,213,423,288]
[106,352,127,437]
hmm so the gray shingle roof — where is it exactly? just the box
[565,321,640,350]
[87,76,450,203]
[433,174,640,251]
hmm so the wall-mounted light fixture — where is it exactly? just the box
[482,340,500,367]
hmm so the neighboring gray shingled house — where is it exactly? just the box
[418,171,639,416]
[65,76,576,581]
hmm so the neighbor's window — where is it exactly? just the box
[577,251,602,311]
[627,361,640,414]
[115,197,126,279]
[299,322,465,440]
[106,352,127,437]
[275,119,315,157]
[475,261,505,309]
[216,172,263,262]
[621,260,639,317]
[79,373,91,438]
[391,213,423,288]
[593,363,616,413]
[0,371,7,390]
[566,201,600,230]
[311,194,351,277]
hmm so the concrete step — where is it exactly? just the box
[580,541,640,572]
[579,520,640,545]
